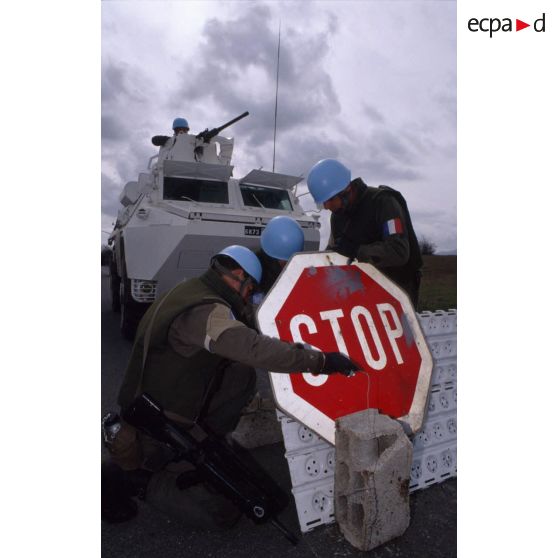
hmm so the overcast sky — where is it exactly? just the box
[102,0,456,252]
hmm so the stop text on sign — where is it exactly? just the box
[290,302,405,385]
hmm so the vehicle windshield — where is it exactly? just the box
[240,184,293,210]
[163,177,229,204]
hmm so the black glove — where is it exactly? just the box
[322,352,360,376]
[335,237,359,259]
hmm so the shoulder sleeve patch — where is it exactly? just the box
[206,303,245,346]
[382,217,404,238]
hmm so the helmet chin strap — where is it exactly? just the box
[211,259,254,294]
[340,190,350,209]
[333,184,352,214]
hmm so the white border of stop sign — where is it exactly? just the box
[256,251,433,444]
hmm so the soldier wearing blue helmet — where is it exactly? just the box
[151,117,190,147]
[104,244,359,525]
[255,216,305,296]
[172,117,190,134]
[307,159,423,307]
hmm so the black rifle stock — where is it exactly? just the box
[195,111,249,143]
[123,392,298,545]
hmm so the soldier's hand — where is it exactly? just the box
[322,352,361,376]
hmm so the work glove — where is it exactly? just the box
[321,352,361,376]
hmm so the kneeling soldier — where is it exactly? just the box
[103,245,358,525]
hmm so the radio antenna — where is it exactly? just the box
[272,21,281,173]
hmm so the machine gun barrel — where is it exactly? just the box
[196,111,249,143]
[123,392,298,545]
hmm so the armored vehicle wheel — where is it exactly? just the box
[119,279,140,341]
[109,262,121,313]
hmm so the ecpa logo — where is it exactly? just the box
[468,13,546,37]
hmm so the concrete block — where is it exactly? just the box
[335,409,413,551]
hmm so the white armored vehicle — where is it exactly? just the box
[109,113,320,339]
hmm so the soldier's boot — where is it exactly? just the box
[101,462,152,524]
[101,461,138,523]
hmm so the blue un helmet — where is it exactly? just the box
[261,216,304,261]
[307,159,351,204]
[217,245,262,284]
[172,117,189,130]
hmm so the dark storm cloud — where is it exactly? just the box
[326,11,338,34]
[203,6,277,72]
[253,121,422,183]
[114,140,154,186]
[347,129,423,183]
[114,156,139,189]
[100,137,154,212]
[363,104,386,125]
[400,126,438,157]
[101,60,158,149]
[358,158,421,183]
[101,63,127,104]
[412,207,449,222]
[399,114,456,162]
[270,133,341,177]
[173,5,340,149]
[102,56,162,213]
[374,130,417,165]
[101,173,122,218]
[101,114,127,142]
[435,89,456,128]
[102,60,148,105]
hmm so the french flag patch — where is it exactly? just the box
[382,218,403,237]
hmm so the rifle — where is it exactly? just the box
[195,111,249,144]
[123,392,298,545]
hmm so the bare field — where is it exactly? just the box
[417,255,457,312]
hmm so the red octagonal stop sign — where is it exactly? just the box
[257,252,433,444]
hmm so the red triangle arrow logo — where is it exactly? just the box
[516,19,530,31]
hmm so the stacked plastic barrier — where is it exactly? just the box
[277,309,457,533]
[277,412,336,531]
[411,310,457,491]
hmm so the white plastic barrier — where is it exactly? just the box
[277,309,457,533]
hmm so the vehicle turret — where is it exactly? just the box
[109,112,320,339]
